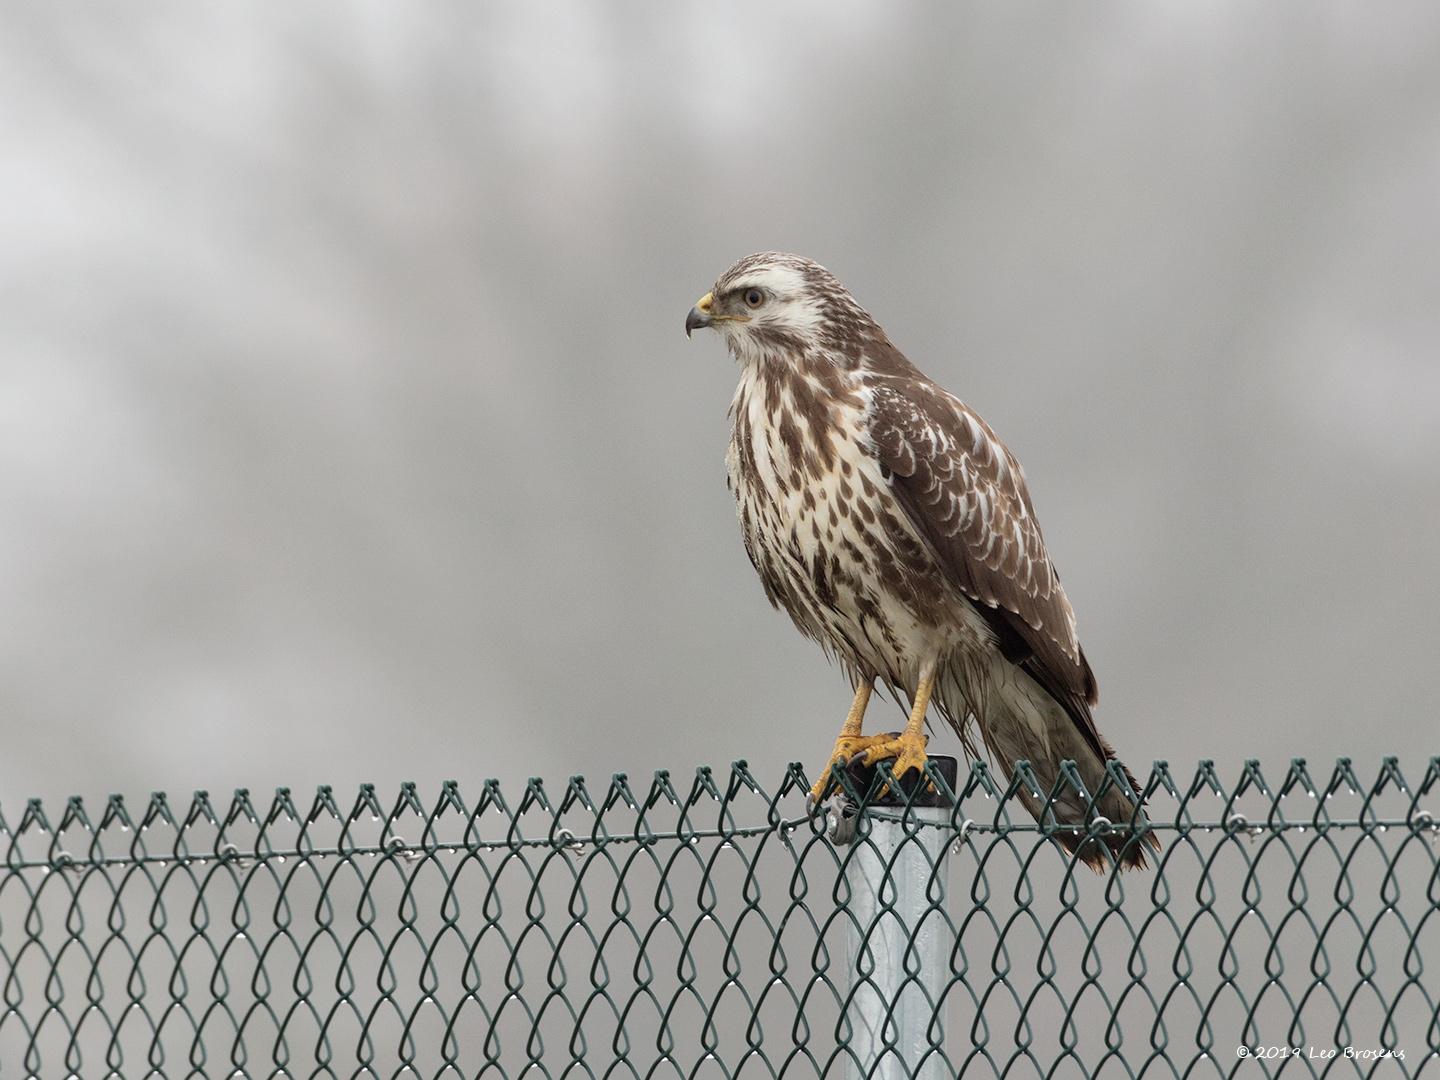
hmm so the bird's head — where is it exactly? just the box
[685,252,878,367]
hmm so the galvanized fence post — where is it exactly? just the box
[833,757,959,1080]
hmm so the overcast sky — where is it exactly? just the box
[2,2,1438,812]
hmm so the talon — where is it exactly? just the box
[808,734,892,802]
[811,667,938,802]
[808,682,879,804]
[860,730,932,796]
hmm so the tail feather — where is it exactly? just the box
[938,668,1159,872]
[1013,760,1160,872]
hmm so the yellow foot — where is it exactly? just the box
[808,734,897,802]
[860,730,931,795]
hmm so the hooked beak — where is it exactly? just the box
[685,292,714,338]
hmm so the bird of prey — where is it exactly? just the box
[686,252,1156,870]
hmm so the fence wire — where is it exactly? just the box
[1,756,1437,1079]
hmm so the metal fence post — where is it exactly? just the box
[834,756,959,1080]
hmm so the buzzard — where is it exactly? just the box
[686,252,1156,870]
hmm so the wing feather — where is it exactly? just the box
[865,373,1107,753]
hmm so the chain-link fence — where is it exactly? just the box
[1,756,1436,1078]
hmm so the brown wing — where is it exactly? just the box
[865,372,1107,754]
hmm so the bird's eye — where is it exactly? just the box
[743,288,764,308]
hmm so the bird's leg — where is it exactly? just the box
[860,663,935,789]
[808,681,889,802]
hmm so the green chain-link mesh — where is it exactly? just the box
[1,756,1436,1077]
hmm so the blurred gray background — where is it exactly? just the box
[3,2,1438,810]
